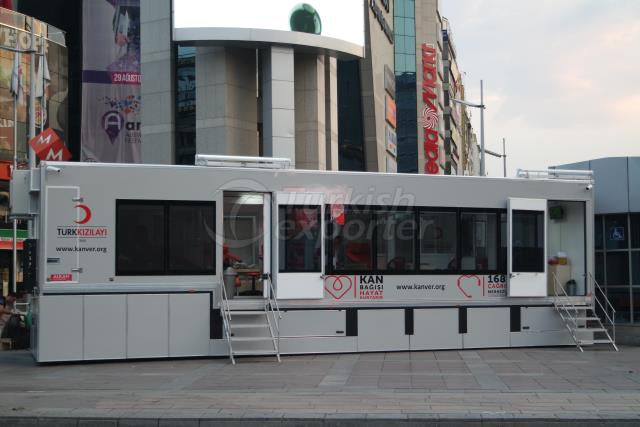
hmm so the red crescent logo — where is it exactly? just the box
[74,204,92,225]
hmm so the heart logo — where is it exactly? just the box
[457,274,482,299]
[325,275,354,300]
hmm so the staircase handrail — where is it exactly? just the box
[589,273,616,342]
[551,272,583,350]
[265,275,281,351]
[220,282,235,364]
[553,272,579,323]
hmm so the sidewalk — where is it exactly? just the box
[1,346,640,425]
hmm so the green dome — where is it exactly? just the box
[289,3,322,35]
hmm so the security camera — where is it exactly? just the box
[586,184,593,191]
[46,165,61,173]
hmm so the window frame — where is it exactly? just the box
[115,199,216,276]
[325,205,506,276]
[459,208,503,275]
[511,209,545,274]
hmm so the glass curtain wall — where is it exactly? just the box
[595,213,640,323]
[175,44,196,165]
[394,0,417,173]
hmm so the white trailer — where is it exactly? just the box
[10,158,617,363]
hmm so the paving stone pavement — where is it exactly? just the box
[1,346,640,425]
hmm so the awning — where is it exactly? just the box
[0,240,23,250]
[0,228,27,250]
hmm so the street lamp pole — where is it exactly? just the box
[480,80,485,176]
[502,137,507,178]
[450,80,486,176]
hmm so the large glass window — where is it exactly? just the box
[419,211,457,271]
[376,210,416,272]
[330,208,373,271]
[117,200,215,275]
[168,203,215,274]
[461,212,498,272]
[500,212,507,273]
[605,214,628,250]
[512,210,544,273]
[279,206,321,272]
[607,287,631,323]
[606,252,629,286]
[631,213,640,249]
[596,252,605,285]
[175,45,196,165]
[117,202,165,275]
[595,215,604,250]
[633,251,640,286]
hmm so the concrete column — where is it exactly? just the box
[324,55,339,171]
[140,0,174,164]
[294,53,326,170]
[195,47,258,156]
[262,46,295,164]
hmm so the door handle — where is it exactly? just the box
[71,267,83,273]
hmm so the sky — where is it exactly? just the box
[439,0,640,177]
[173,0,365,46]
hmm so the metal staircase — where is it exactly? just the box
[220,275,282,364]
[552,272,618,352]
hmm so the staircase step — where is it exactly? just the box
[230,323,270,329]
[555,305,589,310]
[233,350,279,356]
[227,311,267,316]
[230,336,274,342]
[572,317,601,321]
[578,339,614,345]
[573,327,608,333]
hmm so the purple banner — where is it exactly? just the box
[81,0,141,163]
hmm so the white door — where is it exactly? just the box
[273,192,324,299]
[507,198,547,297]
[262,193,271,298]
[45,186,81,284]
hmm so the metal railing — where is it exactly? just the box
[589,272,616,343]
[266,275,282,354]
[552,272,583,350]
[517,168,594,182]
[219,282,235,365]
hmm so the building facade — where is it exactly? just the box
[140,0,400,173]
[557,157,640,325]
[393,0,478,175]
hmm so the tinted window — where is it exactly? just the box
[512,210,544,273]
[419,211,457,271]
[330,208,373,271]
[168,203,215,274]
[117,202,165,275]
[279,206,321,272]
[607,287,631,323]
[500,212,507,273]
[631,214,640,249]
[376,210,415,271]
[632,252,640,286]
[117,200,215,276]
[461,212,498,271]
[595,215,604,250]
[606,252,629,286]
[595,252,605,285]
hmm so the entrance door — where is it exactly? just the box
[274,193,324,299]
[507,198,547,297]
[223,192,270,298]
[45,186,81,284]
